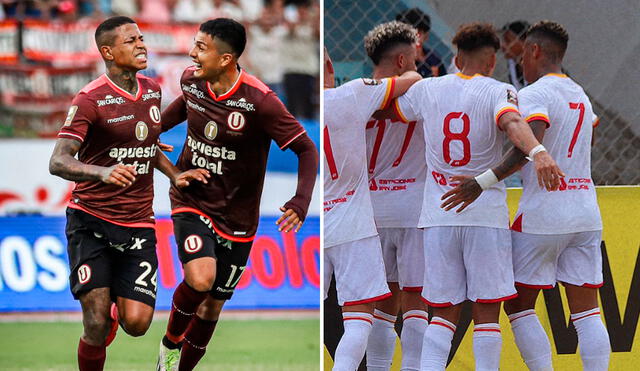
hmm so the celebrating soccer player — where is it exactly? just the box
[155,18,318,371]
[49,16,208,371]
[323,42,421,369]
[442,21,610,370]
[358,21,429,371]
[380,22,563,370]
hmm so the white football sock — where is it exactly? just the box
[420,317,456,371]
[508,309,553,371]
[400,310,428,371]
[571,308,610,371]
[473,323,502,371]
[366,309,397,371]
[333,312,374,371]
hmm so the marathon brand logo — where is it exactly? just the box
[187,135,236,175]
[97,94,126,107]
[187,100,206,113]
[225,97,255,112]
[108,144,158,175]
[182,83,205,99]
[142,89,161,101]
[106,114,135,124]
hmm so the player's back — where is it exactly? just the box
[515,74,602,234]
[397,73,519,229]
[323,77,395,247]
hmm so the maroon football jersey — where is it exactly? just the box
[58,74,162,227]
[168,67,306,241]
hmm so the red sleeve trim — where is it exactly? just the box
[68,203,155,229]
[58,132,85,142]
[171,207,256,242]
[343,292,392,306]
[378,78,396,110]
[279,130,307,150]
[495,107,520,130]
[392,98,410,123]
[525,113,551,128]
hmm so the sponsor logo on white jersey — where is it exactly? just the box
[97,94,126,107]
[182,83,205,99]
[225,97,255,111]
[106,114,135,124]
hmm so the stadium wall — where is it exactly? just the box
[324,186,640,370]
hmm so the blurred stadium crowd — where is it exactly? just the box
[0,0,319,138]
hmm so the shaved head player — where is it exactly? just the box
[49,16,208,371]
[156,18,318,371]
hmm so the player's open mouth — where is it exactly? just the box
[135,53,147,62]
[193,62,202,69]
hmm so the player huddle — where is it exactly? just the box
[323,20,609,371]
[50,16,317,371]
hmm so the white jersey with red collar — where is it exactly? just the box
[366,116,426,228]
[514,73,602,234]
[324,77,396,247]
[396,73,519,229]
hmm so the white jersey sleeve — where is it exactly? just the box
[515,74,602,234]
[323,77,397,248]
[492,83,520,127]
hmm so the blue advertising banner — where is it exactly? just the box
[0,215,319,311]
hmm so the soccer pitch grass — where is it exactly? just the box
[0,318,319,371]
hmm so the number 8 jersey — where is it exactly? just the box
[395,73,519,229]
[514,73,602,234]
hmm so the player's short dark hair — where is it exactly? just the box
[95,16,136,47]
[396,8,431,33]
[501,20,530,39]
[452,22,500,52]
[364,21,418,65]
[199,18,246,57]
[526,20,569,61]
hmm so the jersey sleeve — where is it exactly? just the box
[493,83,521,127]
[393,82,422,123]
[592,112,600,128]
[518,86,551,128]
[260,92,307,150]
[57,92,97,143]
[351,77,396,117]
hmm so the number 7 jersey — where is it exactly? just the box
[323,77,396,247]
[395,73,519,229]
[514,73,602,234]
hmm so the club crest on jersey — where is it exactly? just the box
[507,89,518,105]
[78,264,91,284]
[204,121,218,140]
[184,235,203,254]
[362,78,382,85]
[227,111,245,131]
[64,105,78,126]
[149,105,161,124]
[135,121,149,141]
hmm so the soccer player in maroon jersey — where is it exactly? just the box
[155,18,318,370]
[49,16,208,371]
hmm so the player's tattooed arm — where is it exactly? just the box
[440,120,548,213]
[499,111,564,191]
[154,150,210,188]
[49,138,137,187]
